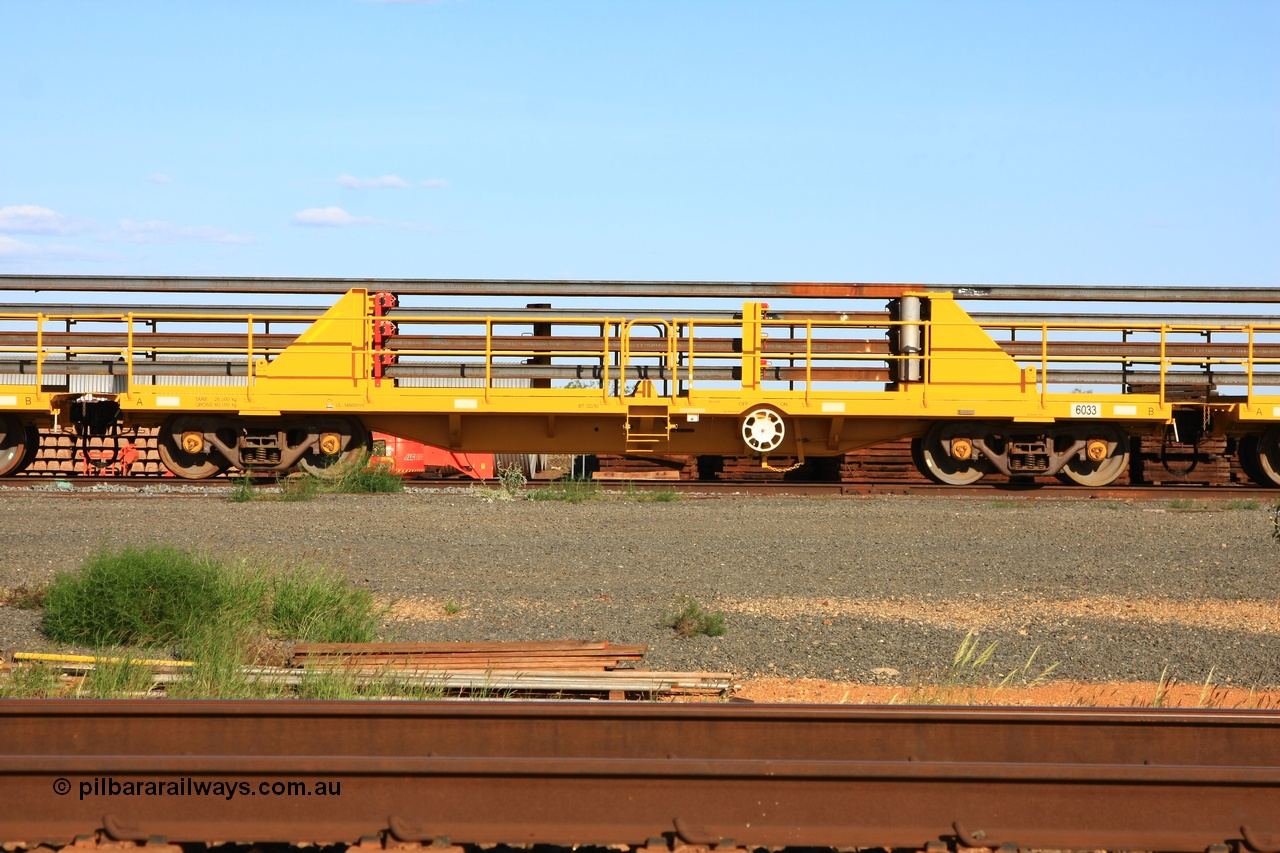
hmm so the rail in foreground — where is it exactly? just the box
[3,702,1279,851]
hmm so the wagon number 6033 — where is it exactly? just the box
[1071,402,1101,418]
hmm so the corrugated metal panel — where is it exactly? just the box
[396,374,531,389]
[69,375,127,394]
[0,374,38,385]
[152,356,249,387]
[154,373,248,387]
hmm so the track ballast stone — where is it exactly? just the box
[0,492,1277,687]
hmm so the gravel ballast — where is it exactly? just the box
[1,490,1277,687]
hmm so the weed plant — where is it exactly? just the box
[229,451,403,503]
[270,568,378,643]
[1167,498,1198,510]
[167,624,279,699]
[279,475,323,502]
[0,662,61,698]
[327,456,404,494]
[1223,498,1260,511]
[76,652,164,698]
[42,544,227,646]
[0,582,47,609]
[621,482,679,502]
[42,544,378,652]
[894,631,1059,705]
[472,464,528,500]
[529,478,600,503]
[292,666,449,700]
[663,597,727,638]
[229,475,257,503]
[496,464,527,496]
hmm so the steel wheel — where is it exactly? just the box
[913,422,990,485]
[1056,428,1130,487]
[158,415,226,480]
[297,417,370,478]
[0,414,32,477]
[1238,435,1270,485]
[1252,426,1280,488]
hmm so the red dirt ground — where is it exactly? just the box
[734,677,1280,708]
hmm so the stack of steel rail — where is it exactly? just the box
[2,275,1279,488]
[5,277,1280,391]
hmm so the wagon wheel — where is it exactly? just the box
[913,421,990,485]
[158,415,227,480]
[0,414,32,477]
[1249,426,1280,488]
[297,417,370,479]
[1238,435,1269,486]
[1056,427,1130,487]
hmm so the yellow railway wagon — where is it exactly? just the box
[0,276,1278,486]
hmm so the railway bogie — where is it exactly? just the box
[1,275,1278,486]
[153,413,370,479]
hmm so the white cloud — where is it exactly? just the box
[0,205,89,235]
[115,220,253,244]
[421,178,448,188]
[149,173,175,185]
[338,174,409,189]
[0,235,103,261]
[290,206,376,227]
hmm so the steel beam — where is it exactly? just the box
[1,702,1278,850]
[2,274,1279,302]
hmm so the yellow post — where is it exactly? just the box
[741,302,762,390]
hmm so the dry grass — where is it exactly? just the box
[379,595,469,621]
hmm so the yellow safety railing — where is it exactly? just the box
[3,304,1279,415]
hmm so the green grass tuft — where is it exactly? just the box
[279,474,323,501]
[326,455,404,494]
[529,478,601,503]
[42,544,227,646]
[663,596,726,638]
[41,544,378,653]
[228,474,257,503]
[77,652,164,698]
[621,482,680,502]
[0,662,61,698]
[228,451,403,503]
[269,568,377,643]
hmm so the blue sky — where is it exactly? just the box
[1,0,1276,287]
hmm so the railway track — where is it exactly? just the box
[2,701,1278,850]
[4,474,1279,502]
